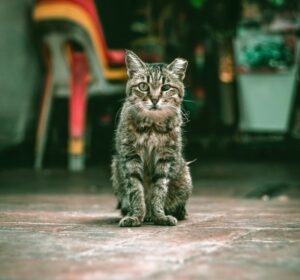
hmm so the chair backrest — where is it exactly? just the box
[35,0,110,65]
[34,0,127,83]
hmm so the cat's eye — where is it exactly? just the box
[161,84,171,91]
[138,82,149,91]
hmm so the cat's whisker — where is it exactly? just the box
[180,108,190,124]
[162,104,179,111]
[183,99,196,104]
[114,106,124,126]
[158,103,190,124]
[163,104,180,115]
[164,105,189,124]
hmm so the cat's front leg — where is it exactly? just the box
[119,155,145,227]
[151,159,177,226]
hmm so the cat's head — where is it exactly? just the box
[124,50,188,121]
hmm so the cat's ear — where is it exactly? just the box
[125,50,146,78]
[167,58,188,80]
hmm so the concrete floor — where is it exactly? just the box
[0,161,300,279]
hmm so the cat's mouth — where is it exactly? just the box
[149,105,160,111]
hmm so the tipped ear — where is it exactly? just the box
[125,50,146,78]
[167,58,188,80]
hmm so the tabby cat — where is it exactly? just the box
[111,50,192,227]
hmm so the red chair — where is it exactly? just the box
[33,0,127,171]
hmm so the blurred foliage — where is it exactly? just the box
[243,39,293,69]
[247,0,299,9]
[189,0,206,9]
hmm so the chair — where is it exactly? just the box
[33,0,127,171]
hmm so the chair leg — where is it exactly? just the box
[68,51,89,171]
[34,63,54,170]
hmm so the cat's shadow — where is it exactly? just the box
[77,216,156,227]
[79,216,120,226]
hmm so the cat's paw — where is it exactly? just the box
[174,205,187,221]
[119,216,142,227]
[153,215,177,226]
[164,215,178,226]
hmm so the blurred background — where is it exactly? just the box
[0,0,300,197]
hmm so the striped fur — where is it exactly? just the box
[112,50,192,227]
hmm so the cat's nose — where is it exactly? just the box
[151,98,159,105]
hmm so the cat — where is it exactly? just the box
[111,50,193,227]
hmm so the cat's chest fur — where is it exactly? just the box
[119,117,180,173]
[122,118,178,157]
[137,131,160,152]
[136,131,167,194]
[136,130,170,162]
